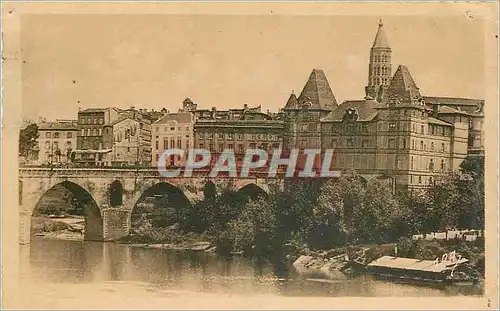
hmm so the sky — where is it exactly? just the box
[21,14,485,121]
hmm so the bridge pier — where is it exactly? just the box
[102,208,130,241]
[19,211,31,245]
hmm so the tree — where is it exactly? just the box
[228,197,277,256]
[19,123,39,158]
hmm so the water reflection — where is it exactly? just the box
[22,238,482,297]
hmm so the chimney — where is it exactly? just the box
[243,103,248,110]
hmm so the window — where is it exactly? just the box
[252,134,256,141]
[186,126,190,131]
[86,129,91,136]
[228,144,233,150]
[163,138,168,149]
[430,126,435,135]
[441,159,445,171]
[178,127,181,131]
[389,123,396,131]
[177,139,181,148]
[45,132,51,138]
[53,132,60,138]
[347,139,353,148]
[362,139,368,148]
[237,134,243,140]
[401,139,406,149]
[45,141,50,150]
[93,118,97,124]
[238,144,243,153]
[99,119,103,125]
[156,154,160,162]
[441,143,445,152]
[362,124,368,133]
[388,139,395,148]
[67,132,73,138]
[81,129,85,136]
[155,141,159,150]
[429,159,434,171]
[66,141,71,146]
[411,156,414,170]
[98,129,102,136]
[210,143,215,151]
[199,143,204,149]
[170,138,175,149]
[420,141,423,150]
[412,140,415,149]
[421,125,424,134]
[170,127,175,131]
[418,176,422,184]
[431,142,434,151]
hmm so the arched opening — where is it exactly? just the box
[237,183,268,202]
[31,181,103,241]
[131,182,191,231]
[357,176,368,187]
[109,180,123,207]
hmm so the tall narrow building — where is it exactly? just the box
[365,19,392,102]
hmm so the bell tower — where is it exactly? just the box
[365,19,392,102]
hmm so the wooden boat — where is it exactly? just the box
[363,253,476,285]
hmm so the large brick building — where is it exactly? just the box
[280,20,484,191]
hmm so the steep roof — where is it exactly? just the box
[372,20,390,49]
[154,112,193,124]
[284,93,299,109]
[295,69,338,110]
[386,65,421,102]
[321,99,379,122]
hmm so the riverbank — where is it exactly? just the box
[31,217,485,278]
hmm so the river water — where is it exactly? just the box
[17,238,482,308]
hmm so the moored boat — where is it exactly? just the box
[363,252,476,285]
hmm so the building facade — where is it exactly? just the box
[35,120,78,165]
[193,105,283,162]
[103,116,152,166]
[278,20,485,191]
[152,111,195,167]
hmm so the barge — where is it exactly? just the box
[364,253,476,285]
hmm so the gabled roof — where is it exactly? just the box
[294,69,338,110]
[154,112,193,124]
[372,20,390,49]
[105,116,139,127]
[284,93,299,109]
[386,65,421,103]
[321,99,379,122]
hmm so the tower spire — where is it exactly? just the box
[365,19,392,102]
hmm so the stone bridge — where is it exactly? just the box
[18,167,281,244]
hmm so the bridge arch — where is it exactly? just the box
[131,182,192,229]
[236,183,268,201]
[31,181,103,241]
[109,180,124,207]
